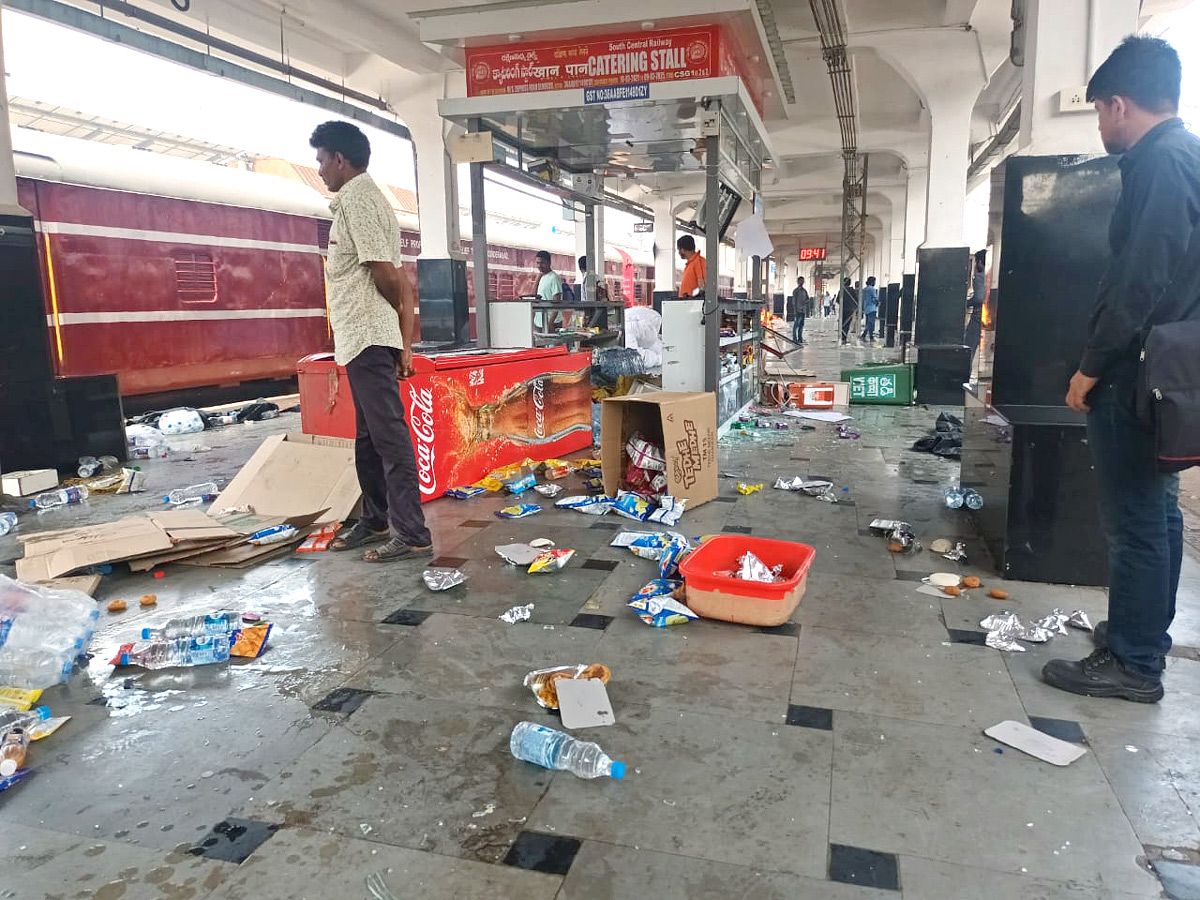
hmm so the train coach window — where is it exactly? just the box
[175,253,218,304]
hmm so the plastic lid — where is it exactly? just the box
[609,760,626,780]
[162,496,171,503]
[118,654,130,666]
[32,706,50,720]
[140,628,153,640]
[0,759,15,777]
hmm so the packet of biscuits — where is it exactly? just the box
[523,663,613,710]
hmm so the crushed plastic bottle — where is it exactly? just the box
[141,612,243,641]
[29,486,88,510]
[0,728,30,776]
[77,456,102,478]
[164,482,219,505]
[119,634,233,669]
[0,649,76,688]
[944,485,964,509]
[0,513,17,537]
[964,489,984,510]
[130,444,169,460]
[0,706,50,735]
[510,721,625,780]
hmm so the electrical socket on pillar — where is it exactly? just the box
[1057,87,1094,114]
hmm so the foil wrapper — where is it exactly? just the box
[737,551,784,583]
[422,568,467,591]
[870,518,917,550]
[1068,609,1094,631]
[774,476,805,491]
[942,541,967,562]
[499,603,534,624]
[533,483,564,498]
[986,631,1027,652]
[1034,609,1071,636]
[980,611,1029,652]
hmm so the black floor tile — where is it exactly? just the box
[502,830,582,876]
[1029,715,1087,744]
[721,524,754,534]
[189,818,279,864]
[828,843,900,891]
[893,570,930,582]
[569,613,614,630]
[945,628,987,645]
[431,555,469,568]
[786,703,833,731]
[713,496,738,503]
[911,478,940,485]
[311,686,376,715]
[579,558,620,571]
[382,608,432,627]
[461,519,493,528]
[758,622,801,637]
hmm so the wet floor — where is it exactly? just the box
[2,322,1198,898]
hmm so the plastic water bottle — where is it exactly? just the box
[944,485,964,509]
[0,706,50,734]
[0,648,75,688]
[0,513,17,537]
[0,728,30,776]
[164,482,219,505]
[141,612,243,641]
[964,489,984,510]
[30,486,88,510]
[509,722,626,780]
[119,634,232,669]
[130,444,169,460]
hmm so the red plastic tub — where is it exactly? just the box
[678,535,817,626]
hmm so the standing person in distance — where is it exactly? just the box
[860,276,879,343]
[310,121,433,563]
[965,250,987,369]
[789,276,809,346]
[1047,36,1200,702]
[535,250,566,330]
[838,278,858,344]
[677,235,707,297]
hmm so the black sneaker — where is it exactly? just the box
[1042,649,1163,703]
[1093,620,1108,650]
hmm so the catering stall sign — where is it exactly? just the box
[466,26,721,97]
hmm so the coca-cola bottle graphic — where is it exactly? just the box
[471,370,592,445]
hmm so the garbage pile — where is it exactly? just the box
[912,412,963,458]
[0,702,70,793]
[0,576,99,689]
[110,611,272,669]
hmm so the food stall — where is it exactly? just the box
[297,345,592,500]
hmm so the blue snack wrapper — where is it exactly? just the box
[628,578,697,626]
[505,473,537,495]
[495,504,542,519]
[648,495,688,526]
[445,485,487,499]
[614,490,653,521]
[659,537,690,579]
[555,495,615,515]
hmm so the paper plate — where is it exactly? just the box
[926,572,961,588]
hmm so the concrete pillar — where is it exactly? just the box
[925,97,976,246]
[0,6,25,217]
[1019,0,1140,155]
[394,75,459,259]
[903,167,928,274]
[652,197,676,292]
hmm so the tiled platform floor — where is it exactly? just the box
[2,319,1197,899]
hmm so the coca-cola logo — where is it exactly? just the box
[408,384,438,496]
[532,378,546,439]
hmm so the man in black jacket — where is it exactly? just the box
[788,276,809,346]
[1045,36,1200,702]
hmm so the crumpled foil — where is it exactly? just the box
[499,603,534,624]
[533,482,563,498]
[422,568,467,591]
[942,541,967,562]
[736,551,784,583]
[774,477,838,503]
[1068,609,1094,631]
[980,611,1029,652]
[1034,609,1071,637]
[869,518,918,551]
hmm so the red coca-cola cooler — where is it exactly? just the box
[297,346,593,502]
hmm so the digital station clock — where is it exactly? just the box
[799,247,827,261]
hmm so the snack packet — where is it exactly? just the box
[230,623,272,658]
[614,490,652,521]
[523,663,612,710]
[533,482,563,498]
[541,459,576,480]
[658,537,690,579]
[528,549,576,574]
[555,495,614,515]
[495,504,542,519]
[445,485,488,499]
[628,579,696,627]
[505,473,537,495]
[297,523,341,552]
[248,525,299,546]
[0,687,42,711]
[647,496,687,526]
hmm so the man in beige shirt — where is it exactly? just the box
[310,121,432,562]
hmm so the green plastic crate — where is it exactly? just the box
[840,363,914,405]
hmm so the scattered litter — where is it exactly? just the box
[613,491,653,521]
[728,551,783,583]
[942,541,967,561]
[422,568,467,591]
[138,594,157,607]
[524,663,612,709]
[495,544,544,566]
[628,591,698,627]
[783,410,853,423]
[555,495,614,515]
[556,677,615,729]
[926,573,961,588]
[736,482,763,495]
[495,504,541,519]
[929,538,953,554]
[912,412,963,458]
[1125,745,1139,753]
[647,496,687,526]
[836,424,860,440]
[444,485,487,499]
[297,523,342,552]
[113,633,234,669]
[499,603,534,624]
[989,588,1009,600]
[869,519,919,552]
[510,721,625,779]
[0,688,42,711]
[359,823,373,836]
[962,576,981,589]
[1068,609,1094,631]
[505,473,537,495]
[107,599,127,614]
[471,803,496,818]
[533,483,563,498]
[985,720,1088,766]
[248,525,298,546]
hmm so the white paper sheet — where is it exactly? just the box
[782,410,854,423]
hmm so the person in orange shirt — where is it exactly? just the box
[677,235,707,297]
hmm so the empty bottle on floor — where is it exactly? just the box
[164,482,219,505]
[510,721,625,780]
[29,486,88,510]
[0,706,50,735]
[0,648,76,688]
[77,456,101,478]
[944,485,964,509]
[964,489,984,510]
[0,513,17,537]
[0,727,29,776]
[119,634,232,669]
[141,612,243,641]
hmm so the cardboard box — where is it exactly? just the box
[2,469,59,498]
[601,391,718,508]
[212,433,358,525]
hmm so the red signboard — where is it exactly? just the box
[799,247,827,261]
[466,26,720,97]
